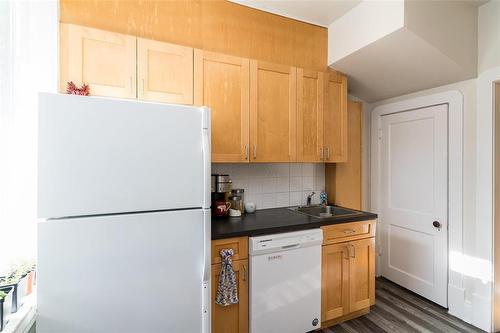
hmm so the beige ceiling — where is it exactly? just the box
[229,0,361,27]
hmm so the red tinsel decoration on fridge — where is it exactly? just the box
[66,81,90,96]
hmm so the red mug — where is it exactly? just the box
[214,201,231,217]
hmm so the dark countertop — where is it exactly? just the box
[212,206,378,240]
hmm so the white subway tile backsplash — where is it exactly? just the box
[303,176,314,191]
[290,164,302,177]
[261,193,277,209]
[302,163,314,177]
[262,177,277,193]
[289,176,303,192]
[213,163,325,210]
[290,191,303,206]
[276,192,290,207]
[276,177,290,192]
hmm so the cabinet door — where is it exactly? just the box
[212,259,249,333]
[324,72,347,162]
[348,238,376,312]
[137,38,193,104]
[60,24,136,99]
[297,69,324,162]
[250,60,297,162]
[322,243,349,322]
[194,50,250,162]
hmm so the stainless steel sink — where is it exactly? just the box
[289,205,363,218]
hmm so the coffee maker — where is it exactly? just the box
[211,174,232,216]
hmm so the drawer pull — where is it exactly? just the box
[243,264,247,281]
[343,229,357,234]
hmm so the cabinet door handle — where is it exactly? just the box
[245,145,249,160]
[253,145,257,160]
[242,264,247,281]
[326,147,330,160]
[343,246,349,260]
[320,147,324,160]
[350,244,356,258]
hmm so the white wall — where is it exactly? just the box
[478,0,500,74]
[404,0,477,77]
[327,0,404,64]
[212,163,325,210]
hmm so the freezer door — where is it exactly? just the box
[37,209,208,333]
[38,93,211,218]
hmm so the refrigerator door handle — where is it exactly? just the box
[201,106,211,210]
[202,209,211,333]
[202,209,211,283]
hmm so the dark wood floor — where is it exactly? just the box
[323,278,485,333]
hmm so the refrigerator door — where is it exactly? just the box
[37,209,210,333]
[38,93,211,218]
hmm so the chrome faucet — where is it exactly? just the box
[306,192,315,206]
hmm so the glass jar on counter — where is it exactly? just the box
[231,189,245,213]
[228,195,244,215]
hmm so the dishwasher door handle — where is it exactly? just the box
[281,243,300,249]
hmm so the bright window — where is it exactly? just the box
[0,0,58,274]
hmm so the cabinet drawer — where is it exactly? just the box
[322,220,376,245]
[212,237,248,264]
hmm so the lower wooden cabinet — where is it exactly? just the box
[348,238,376,312]
[321,242,350,320]
[321,228,375,326]
[211,259,249,333]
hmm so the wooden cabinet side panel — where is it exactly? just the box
[348,237,376,312]
[327,100,363,209]
[212,259,249,333]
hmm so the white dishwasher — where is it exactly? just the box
[249,229,323,333]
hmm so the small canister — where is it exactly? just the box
[231,189,245,213]
[229,195,244,214]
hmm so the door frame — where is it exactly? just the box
[371,91,465,320]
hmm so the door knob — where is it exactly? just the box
[432,221,441,228]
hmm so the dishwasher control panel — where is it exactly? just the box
[249,228,323,255]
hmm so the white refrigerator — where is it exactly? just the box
[36,93,211,333]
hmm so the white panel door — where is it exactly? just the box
[37,209,209,333]
[380,104,448,306]
[38,93,210,218]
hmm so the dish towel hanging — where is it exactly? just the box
[215,248,239,306]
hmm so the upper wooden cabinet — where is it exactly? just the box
[137,38,193,104]
[250,61,297,162]
[60,23,136,99]
[194,50,250,162]
[324,72,348,162]
[297,69,324,162]
[59,24,349,164]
